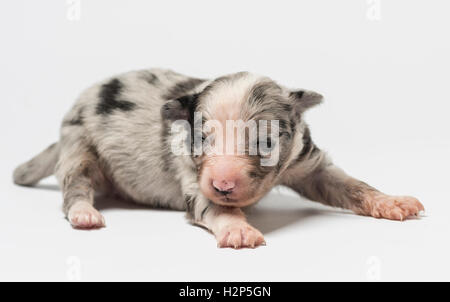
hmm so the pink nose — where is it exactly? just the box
[212,180,236,194]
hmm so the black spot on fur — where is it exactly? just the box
[161,93,199,123]
[163,78,205,100]
[159,92,199,173]
[289,119,297,132]
[296,126,320,162]
[185,194,196,214]
[88,144,100,159]
[297,127,312,161]
[281,103,293,112]
[96,79,136,115]
[290,90,304,99]
[161,78,204,127]
[81,166,91,178]
[200,205,209,220]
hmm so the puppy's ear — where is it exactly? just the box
[161,93,199,122]
[289,89,323,115]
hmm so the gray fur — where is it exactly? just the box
[290,89,323,115]
[13,142,60,186]
[282,153,376,213]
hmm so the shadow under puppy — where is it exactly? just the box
[13,69,424,249]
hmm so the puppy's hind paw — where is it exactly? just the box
[68,201,105,229]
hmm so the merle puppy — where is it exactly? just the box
[13,69,424,249]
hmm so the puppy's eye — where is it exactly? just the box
[258,137,275,154]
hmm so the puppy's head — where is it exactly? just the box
[163,72,322,207]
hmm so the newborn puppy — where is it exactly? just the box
[13,69,424,249]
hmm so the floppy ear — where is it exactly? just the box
[161,93,199,122]
[289,89,323,115]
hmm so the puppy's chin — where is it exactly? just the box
[209,197,253,208]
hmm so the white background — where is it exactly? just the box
[1,0,449,281]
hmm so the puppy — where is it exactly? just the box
[13,68,424,248]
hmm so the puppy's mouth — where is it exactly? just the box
[220,196,237,203]
[205,190,241,206]
[213,195,238,205]
[209,193,256,208]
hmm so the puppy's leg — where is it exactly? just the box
[182,179,264,248]
[56,141,105,229]
[195,199,265,249]
[282,153,424,220]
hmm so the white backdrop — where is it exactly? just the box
[1,0,449,281]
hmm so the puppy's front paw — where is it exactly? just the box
[363,193,424,221]
[68,201,105,229]
[216,223,265,249]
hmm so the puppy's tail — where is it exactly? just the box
[13,142,60,186]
